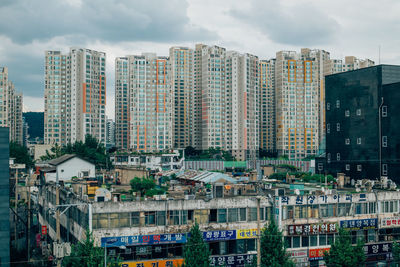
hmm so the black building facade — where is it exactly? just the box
[325,65,400,182]
[0,127,10,266]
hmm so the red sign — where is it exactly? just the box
[309,248,330,260]
[42,225,47,235]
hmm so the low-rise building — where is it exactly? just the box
[38,178,400,266]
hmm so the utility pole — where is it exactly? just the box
[256,196,261,267]
[56,171,61,267]
[27,183,31,263]
[14,168,18,246]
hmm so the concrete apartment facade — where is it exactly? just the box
[44,48,106,145]
[0,67,23,145]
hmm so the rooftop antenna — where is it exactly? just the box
[378,45,381,64]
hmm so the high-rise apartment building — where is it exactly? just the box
[169,47,194,149]
[0,67,23,144]
[44,48,106,145]
[225,51,259,161]
[115,57,130,149]
[259,59,276,154]
[275,50,320,160]
[106,118,115,148]
[0,127,9,266]
[115,53,172,152]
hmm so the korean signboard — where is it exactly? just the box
[41,225,47,235]
[101,233,187,247]
[203,230,236,241]
[364,242,393,262]
[309,248,330,261]
[122,258,184,267]
[236,229,257,239]
[210,253,255,267]
[288,223,337,236]
[289,250,308,264]
[340,218,378,231]
[381,217,400,228]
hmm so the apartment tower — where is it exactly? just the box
[0,67,23,144]
[44,48,106,145]
[169,47,194,149]
[115,53,172,152]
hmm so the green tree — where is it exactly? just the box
[393,242,400,265]
[130,177,156,196]
[10,141,34,168]
[183,223,210,267]
[324,228,365,267]
[62,230,121,267]
[259,219,293,267]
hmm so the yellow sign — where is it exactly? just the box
[236,229,258,239]
[122,258,183,267]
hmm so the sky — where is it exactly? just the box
[1,0,399,119]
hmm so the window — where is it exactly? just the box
[383,164,388,176]
[319,234,327,246]
[357,138,362,145]
[157,211,166,226]
[131,212,140,226]
[337,153,340,161]
[356,109,361,116]
[382,105,387,117]
[345,138,350,145]
[310,235,318,246]
[248,208,258,221]
[327,123,330,134]
[218,209,227,223]
[382,136,387,147]
[357,165,362,172]
[228,208,238,222]
[293,236,300,248]
[346,164,350,171]
[336,123,340,131]
[345,110,350,117]
[145,211,155,225]
[327,103,330,110]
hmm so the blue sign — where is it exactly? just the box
[210,253,256,267]
[203,230,236,241]
[101,233,187,247]
[340,218,378,230]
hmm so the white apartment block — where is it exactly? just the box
[44,48,106,145]
[115,57,130,150]
[106,118,115,147]
[0,67,23,144]
[275,51,320,160]
[169,47,194,149]
[259,59,276,154]
[118,53,172,152]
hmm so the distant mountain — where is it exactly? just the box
[23,112,44,140]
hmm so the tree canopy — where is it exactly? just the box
[62,230,120,267]
[40,134,109,169]
[259,219,294,267]
[10,141,34,168]
[324,228,365,267]
[183,223,210,267]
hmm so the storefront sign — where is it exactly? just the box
[381,217,400,228]
[203,230,236,241]
[340,218,377,230]
[41,225,47,235]
[210,253,256,266]
[364,243,393,262]
[289,250,308,264]
[121,258,183,267]
[309,248,330,261]
[288,223,337,236]
[101,233,187,247]
[236,229,257,239]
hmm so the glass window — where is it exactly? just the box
[319,234,327,246]
[157,211,166,226]
[368,229,376,243]
[248,208,257,221]
[293,236,300,248]
[119,213,130,228]
[168,210,180,225]
[320,205,328,217]
[218,209,227,223]
[131,212,140,226]
[145,211,155,225]
[109,213,118,228]
[328,234,335,245]
[302,236,309,247]
[239,208,247,221]
[310,235,318,247]
[237,240,246,254]
[285,237,292,248]
[209,209,217,222]
[228,208,238,222]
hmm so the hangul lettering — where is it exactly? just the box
[387,220,392,226]
[142,236,150,243]
[363,246,369,253]
[356,220,362,228]
[281,196,289,204]
[370,219,376,227]
[312,224,320,234]
[333,194,340,201]
[349,220,356,228]
[153,235,161,242]
[341,221,348,228]
[136,264,144,267]
[175,234,183,241]
[392,220,397,225]
[246,255,254,264]
[310,250,317,257]
[151,263,158,267]
[213,231,220,238]
[320,224,327,233]
[288,225,295,235]
[382,244,390,252]
[345,194,352,202]
[227,256,235,265]
[363,219,370,227]
[209,257,216,266]
[220,231,227,238]
[295,225,303,235]
[206,232,212,239]
[227,231,234,237]
[308,195,316,204]
[217,256,225,266]
[131,236,139,243]
[320,195,327,203]
[165,261,173,267]
[237,255,245,263]
[329,223,336,232]
[303,225,310,234]
[296,196,303,205]
[372,245,379,254]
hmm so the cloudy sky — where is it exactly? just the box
[1,0,399,118]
